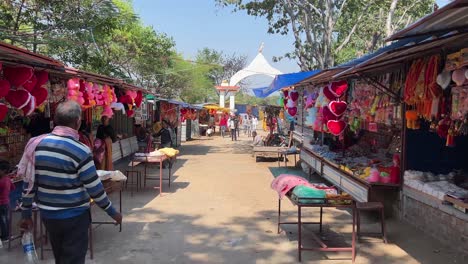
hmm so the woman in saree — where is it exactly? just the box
[94,116,117,170]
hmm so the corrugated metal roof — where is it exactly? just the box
[336,31,468,79]
[0,41,64,70]
[388,0,468,41]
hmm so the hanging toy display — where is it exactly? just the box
[324,80,348,136]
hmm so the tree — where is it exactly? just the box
[216,0,434,70]
[0,0,178,96]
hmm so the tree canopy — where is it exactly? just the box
[216,0,434,70]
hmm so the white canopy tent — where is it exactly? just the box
[229,44,283,86]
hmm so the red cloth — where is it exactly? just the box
[0,176,15,205]
[219,117,228,126]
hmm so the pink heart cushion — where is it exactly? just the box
[322,106,337,121]
[329,101,347,116]
[3,66,34,87]
[0,103,8,121]
[327,120,347,136]
[287,107,297,116]
[0,79,11,98]
[22,95,36,116]
[290,90,299,101]
[323,86,336,101]
[35,71,49,86]
[22,74,37,92]
[31,86,48,106]
[6,89,31,109]
[329,80,348,97]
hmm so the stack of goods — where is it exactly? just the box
[404,170,468,201]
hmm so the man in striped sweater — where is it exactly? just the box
[20,100,122,264]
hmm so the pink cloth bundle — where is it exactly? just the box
[271,174,315,199]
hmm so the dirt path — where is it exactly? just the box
[2,132,465,263]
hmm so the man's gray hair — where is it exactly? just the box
[54,100,82,127]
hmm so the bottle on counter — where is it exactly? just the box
[22,231,38,263]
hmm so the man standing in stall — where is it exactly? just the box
[19,100,122,264]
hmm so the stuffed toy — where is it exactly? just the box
[452,67,466,86]
[22,95,36,116]
[323,85,336,101]
[304,107,317,127]
[367,167,380,183]
[101,105,114,118]
[3,65,34,87]
[135,91,143,107]
[287,106,297,117]
[0,79,11,98]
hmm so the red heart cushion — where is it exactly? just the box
[0,80,11,98]
[3,66,34,87]
[322,106,337,121]
[6,89,31,109]
[287,107,297,116]
[327,120,347,136]
[283,98,288,109]
[329,101,347,117]
[127,109,135,117]
[135,91,143,107]
[22,74,37,92]
[290,90,299,101]
[35,71,49,86]
[0,103,8,121]
[22,95,36,116]
[31,86,48,106]
[323,86,336,101]
[329,80,348,97]
[283,90,289,98]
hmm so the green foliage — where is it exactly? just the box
[216,0,434,70]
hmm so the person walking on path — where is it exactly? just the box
[229,115,237,141]
[0,160,14,242]
[252,116,258,131]
[19,100,122,264]
[245,116,252,137]
[219,114,228,138]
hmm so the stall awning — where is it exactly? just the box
[387,0,468,41]
[335,31,468,79]
[0,41,65,70]
[252,70,320,98]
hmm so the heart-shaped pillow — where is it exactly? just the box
[323,85,336,101]
[286,98,296,108]
[0,80,11,98]
[328,101,347,117]
[327,120,347,136]
[283,90,289,98]
[287,106,297,116]
[22,95,36,116]
[6,89,31,109]
[35,71,49,86]
[329,80,348,97]
[31,86,48,106]
[0,103,8,121]
[3,66,34,87]
[283,98,288,109]
[322,106,337,122]
[22,74,37,92]
[290,90,299,101]
[135,91,143,107]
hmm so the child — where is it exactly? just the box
[0,160,14,242]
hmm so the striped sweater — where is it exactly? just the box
[22,134,116,219]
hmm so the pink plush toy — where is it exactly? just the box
[367,167,380,183]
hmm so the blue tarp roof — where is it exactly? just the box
[252,70,320,98]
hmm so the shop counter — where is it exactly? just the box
[301,148,399,204]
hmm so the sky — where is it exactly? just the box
[133,0,451,88]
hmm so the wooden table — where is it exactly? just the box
[277,149,300,167]
[278,195,356,263]
[132,154,176,196]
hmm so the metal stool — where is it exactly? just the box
[125,159,142,196]
[356,202,387,243]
